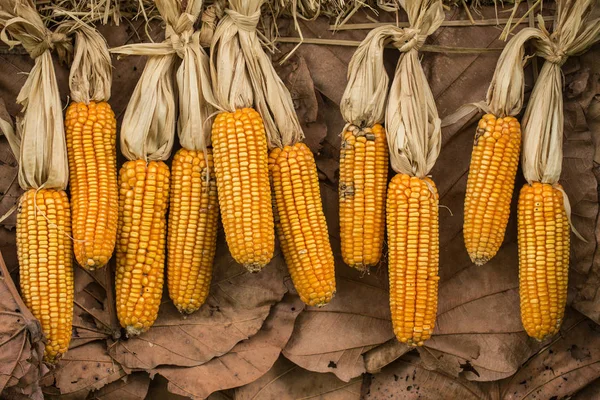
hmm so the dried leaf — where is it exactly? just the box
[0,251,45,400]
[41,342,125,398]
[362,353,489,399]
[153,294,305,399]
[92,373,151,400]
[235,356,362,399]
[109,243,288,370]
[499,311,600,400]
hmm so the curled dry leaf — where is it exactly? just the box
[235,356,362,400]
[499,310,600,400]
[0,252,45,400]
[362,352,489,400]
[277,54,328,153]
[91,373,152,400]
[153,294,305,400]
[108,242,288,370]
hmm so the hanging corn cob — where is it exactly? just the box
[517,0,599,341]
[458,28,548,265]
[165,0,219,314]
[109,0,189,335]
[339,28,393,272]
[0,0,74,363]
[210,0,335,306]
[65,25,118,270]
[384,0,444,346]
[209,0,281,273]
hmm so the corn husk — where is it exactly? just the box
[209,0,303,148]
[521,0,600,185]
[0,0,72,190]
[67,22,112,103]
[385,0,444,178]
[340,25,413,128]
[111,0,217,159]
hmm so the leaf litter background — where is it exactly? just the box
[0,2,599,399]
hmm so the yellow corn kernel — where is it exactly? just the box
[269,142,336,307]
[211,108,274,272]
[167,148,219,314]
[518,182,569,341]
[339,124,388,271]
[464,114,521,265]
[17,189,74,363]
[66,101,118,270]
[387,174,439,346]
[116,160,170,335]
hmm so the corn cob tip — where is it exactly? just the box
[125,325,147,337]
[244,263,265,273]
[470,255,489,266]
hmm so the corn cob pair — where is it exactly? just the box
[211,108,335,307]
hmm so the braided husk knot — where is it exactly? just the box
[393,28,426,52]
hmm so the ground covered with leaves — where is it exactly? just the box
[0,2,599,399]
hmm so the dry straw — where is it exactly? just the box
[0,0,72,190]
[209,0,303,149]
[521,0,600,185]
[386,0,444,178]
[111,0,217,159]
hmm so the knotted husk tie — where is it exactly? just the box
[0,0,72,190]
[340,25,414,129]
[209,0,303,149]
[521,0,600,241]
[385,0,444,178]
[111,0,216,159]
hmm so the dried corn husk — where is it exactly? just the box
[68,22,112,103]
[521,0,600,185]
[209,0,303,148]
[111,0,217,159]
[341,25,412,128]
[0,0,72,190]
[385,0,444,178]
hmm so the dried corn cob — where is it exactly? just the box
[17,189,73,363]
[269,143,335,307]
[518,182,569,340]
[116,160,170,335]
[167,149,219,314]
[211,108,274,272]
[387,174,439,346]
[339,124,388,270]
[66,101,118,270]
[464,114,521,265]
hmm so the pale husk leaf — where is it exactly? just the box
[113,0,216,158]
[117,53,177,161]
[68,22,112,103]
[0,0,71,190]
[385,0,444,177]
[340,25,411,128]
[486,27,544,118]
[209,0,303,148]
[521,0,600,185]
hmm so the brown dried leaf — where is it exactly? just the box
[153,294,304,399]
[235,356,362,400]
[499,311,600,400]
[41,342,125,398]
[108,243,288,370]
[92,373,151,400]
[0,252,45,400]
[362,352,490,400]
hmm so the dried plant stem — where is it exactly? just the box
[328,15,554,30]
[276,37,503,53]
